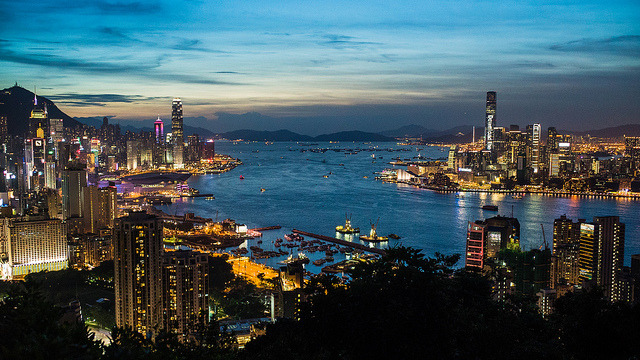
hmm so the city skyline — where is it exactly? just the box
[1,1,639,135]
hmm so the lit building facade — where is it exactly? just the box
[2,217,67,280]
[465,221,487,269]
[61,168,87,220]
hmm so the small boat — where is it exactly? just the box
[323,175,329,178]
[363,176,368,179]
[512,195,523,199]
[482,205,498,211]
[388,233,401,240]
[313,259,326,266]
[261,188,266,192]
[239,175,244,180]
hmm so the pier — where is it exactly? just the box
[292,229,387,256]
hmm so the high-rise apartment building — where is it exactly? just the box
[579,216,625,301]
[114,212,163,335]
[484,91,496,152]
[172,98,184,168]
[551,215,582,287]
[160,250,209,335]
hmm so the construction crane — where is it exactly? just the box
[539,223,549,250]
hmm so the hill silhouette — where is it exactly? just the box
[0,85,82,135]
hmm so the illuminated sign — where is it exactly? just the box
[559,142,570,147]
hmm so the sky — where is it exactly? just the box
[1,0,639,135]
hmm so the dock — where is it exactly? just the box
[292,229,387,256]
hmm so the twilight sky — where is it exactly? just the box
[1,0,639,135]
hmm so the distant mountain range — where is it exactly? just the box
[219,129,395,142]
[2,85,639,141]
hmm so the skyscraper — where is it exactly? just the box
[172,98,184,168]
[114,212,163,335]
[61,168,87,220]
[154,116,164,144]
[530,123,542,174]
[551,215,582,288]
[484,91,496,152]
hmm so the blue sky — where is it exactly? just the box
[1,0,638,134]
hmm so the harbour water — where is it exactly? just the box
[168,141,639,269]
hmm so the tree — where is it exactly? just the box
[0,279,103,359]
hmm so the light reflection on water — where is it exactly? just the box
[173,141,639,267]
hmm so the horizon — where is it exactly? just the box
[1,1,638,135]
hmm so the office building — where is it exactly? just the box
[530,123,542,174]
[154,116,164,143]
[114,212,163,335]
[484,91,496,152]
[160,250,209,335]
[172,98,184,168]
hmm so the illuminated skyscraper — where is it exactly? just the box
[551,215,582,288]
[530,123,541,174]
[154,116,164,143]
[114,212,163,335]
[172,98,184,168]
[484,91,496,152]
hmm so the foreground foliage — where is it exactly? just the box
[2,247,639,359]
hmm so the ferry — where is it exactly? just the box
[336,214,360,234]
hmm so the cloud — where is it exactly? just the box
[172,39,225,53]
[46,93,164,106]
[550,35,640,57]
[317,33,381,49]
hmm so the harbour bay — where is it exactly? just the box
[172,141,639,268]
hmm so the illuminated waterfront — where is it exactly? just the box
[172,141,640,267]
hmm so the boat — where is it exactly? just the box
[239,175,244,180]
[512,195,523,199]
[455,194,464,198]
[482,205,498,211]
[359,218,388,242]
[336,214,360,234]
[313,259,326,266]
[261,188,266,192]
[388,233,401,240]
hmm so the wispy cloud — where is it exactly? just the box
[172,39,226,53]
[550,35,640,57]
[317,33,381,49]
[47,93,163,106]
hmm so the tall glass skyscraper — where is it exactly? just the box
[171,98,184,168]
[485,91,496,151]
